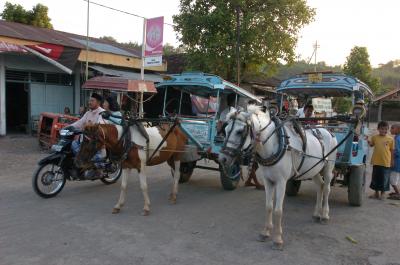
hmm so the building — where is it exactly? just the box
[0,20,166,135]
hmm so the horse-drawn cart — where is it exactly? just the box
[277,72,373,206]
[154,72,261,190]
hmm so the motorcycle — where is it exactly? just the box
[32,127,122,198]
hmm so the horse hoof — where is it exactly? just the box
[142,209,150,216]
[271,242,284,251]
[320,218,329,225]
[257,234,269,242]
[170,199,177,204]
[312,216,321,223]
[112,208,120,214]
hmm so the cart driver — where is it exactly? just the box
[217,93,237,134]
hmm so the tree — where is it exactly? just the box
[99,37,182,56]
[0,2,53,29]
[173,0,315,82]
[163,43,184,56]
[0,2,29,24]
[343,46,380,94]
[29,4,53,29]
[99,36,119,43]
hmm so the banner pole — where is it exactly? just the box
[85,0,90,81]
[139,18,147,118]
[141,18,146,81]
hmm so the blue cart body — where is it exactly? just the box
[276,73,373,167]
[156,72,261,156]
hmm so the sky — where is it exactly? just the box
[1,0,399,67]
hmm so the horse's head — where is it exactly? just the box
[218,110,252,167]
[75,124,105,169]
[218,105,271,167]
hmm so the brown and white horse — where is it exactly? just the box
[75,122,187,215]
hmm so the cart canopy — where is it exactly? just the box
[277,73,373,98]
[156,72,261,103]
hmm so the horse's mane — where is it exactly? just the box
[83,123,118,138]
[247,104,262,115]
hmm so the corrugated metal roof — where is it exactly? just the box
[71,38,136,57]
[89,65,163,82]
[0,20,141,58]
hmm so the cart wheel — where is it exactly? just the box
[286,179,301,196]
[179,161,196,183]
[219,162,240,191]
[348,165,365,206]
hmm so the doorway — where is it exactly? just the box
[6,82,29,133]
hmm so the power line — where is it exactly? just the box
[82,0,175,27]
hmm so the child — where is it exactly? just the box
[368,121,394,199]
[389,124,400,199]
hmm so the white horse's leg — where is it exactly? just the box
[258,178,274,242]
[112,168,131,214]
[169,160,181,204]
[139,161,151,215]
[321,167,333,223]
[272,179,286,250]
[312,174,324,221]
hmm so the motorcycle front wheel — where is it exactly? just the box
[100,161,122,185]
[32,162,66,198]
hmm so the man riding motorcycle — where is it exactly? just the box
[70,93,105,178]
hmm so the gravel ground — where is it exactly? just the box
[0,133,399,265]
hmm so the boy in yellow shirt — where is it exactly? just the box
[368,121,394,199]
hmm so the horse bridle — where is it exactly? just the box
[221,111,279,162]
[220,113,252,159]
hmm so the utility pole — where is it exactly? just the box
[313,40,319,72]
[85,0,90,81]
[235,5,240,86]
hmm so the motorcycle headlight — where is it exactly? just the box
[51,144,63,152]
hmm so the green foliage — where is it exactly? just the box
[30,4,52,29]
[173,0,315,82]
[343,46,380,94]
[99,36,118,43]
[332,97,352,113]
[0,2,53,29]
[273,60,342,80]
[0,2,29,24]
[372,60,400,93]
[98,37,182,56]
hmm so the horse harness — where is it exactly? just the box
[222,112,350,180]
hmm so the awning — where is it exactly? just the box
[0,41,28,53]
[82,76,157,93]
[89,65,163,83]
[0,41,77,74]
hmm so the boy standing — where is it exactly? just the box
[389,124,400,198]
[368,121,394,199]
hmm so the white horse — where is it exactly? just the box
[218,105,337,250]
